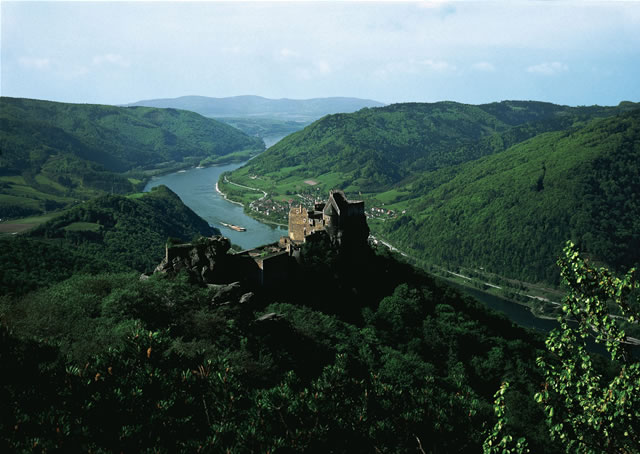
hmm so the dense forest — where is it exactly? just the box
[381,109,640,284]
[224,101,640,285]
[0,185,217,298]
[215,117,311,141]
[0,97,264,218]
[1,97,638,452]
[2,220,637,452]
[0,225,560,452]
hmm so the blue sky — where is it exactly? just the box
[2,1,639,106]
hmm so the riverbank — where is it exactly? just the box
[369,232,564,321]
[216,176,566,321]
[216,174,288,227]
[144,164,285,250]
[215,180,244,207]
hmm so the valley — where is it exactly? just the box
[2,95,638,453]
[4,1,640,451]
[222,100,640,289]
[0,97,265,221]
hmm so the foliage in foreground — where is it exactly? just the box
[484,242,639,454]
[0,246,558,452]
[535,242,639,453]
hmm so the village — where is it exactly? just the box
[246,180,399,225]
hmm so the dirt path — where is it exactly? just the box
[0,223,34,234]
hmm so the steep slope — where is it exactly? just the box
[381,109,640,283]
[125,95,385,120]
[227,100,637,193]
[0,97,264,218]
[0,237,560,453]
[0,185,219,297]
[28,185,219,271]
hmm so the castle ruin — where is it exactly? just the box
[155,190,369,287]
[287,189,367,246]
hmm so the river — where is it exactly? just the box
[143,161,622,350]
[143,163,286,250]
[450,284,560,333]
[144,162,563,331]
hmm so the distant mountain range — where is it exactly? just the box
[124,95,385,121]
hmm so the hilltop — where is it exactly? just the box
[1,98,637,451]
[0,216,561,453]
[0,185,218,297]
[0,97,264,219]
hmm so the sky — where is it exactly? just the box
[1,1,639,107]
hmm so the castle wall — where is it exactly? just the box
[289,205,326,243]
[288,205,308,242]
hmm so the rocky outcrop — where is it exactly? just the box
[207,281,242,301]
[154,236,231,283]
[206,282,254,308]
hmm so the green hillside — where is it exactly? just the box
[228,101,636,192]
[380,109,640,284]
[2,224,636,452]
[0,235,560,453]
[0,97,264,218]
[0,185,219,297]
[223,101,640,285]
[215,116,312,141]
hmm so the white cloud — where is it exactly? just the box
[415,1,456,18]
[18,57,51,70]
[472,61,495,72]
[279,48,300,59]
[526,61,569,76]
[61,66,90,80]
[315,60,331,75]
[420,59,455,72]
[292,59,332,80]
[374,58,455,79]
[92,53,130,67]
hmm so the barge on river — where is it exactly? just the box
[220,222,246,232]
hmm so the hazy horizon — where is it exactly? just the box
[2,1,639,107]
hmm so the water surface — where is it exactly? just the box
[144,163,286,250]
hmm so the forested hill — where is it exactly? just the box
[125,95,385,120]
[0,97,264,218]
[224,100,640,284]
[381,109,640,283]
[0,185,218,298]
[238,100,638,191]
[0,220,561,452]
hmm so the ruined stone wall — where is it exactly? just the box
[157,236,232,283]
[288,205,308,242]
[289,205,326,243]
